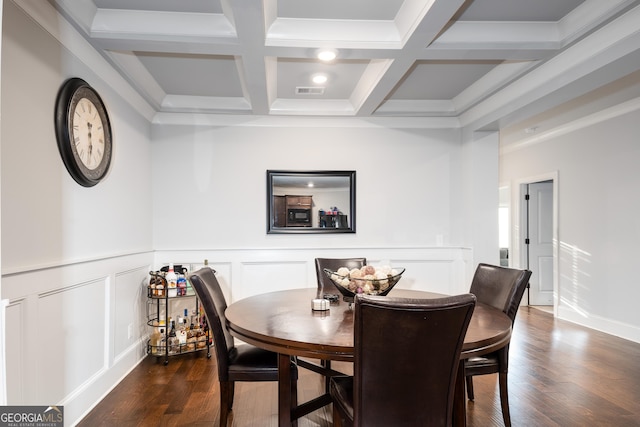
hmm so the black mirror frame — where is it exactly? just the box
[267,170,356,234]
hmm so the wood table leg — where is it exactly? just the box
[453,360,467,427]
[278,353,293,427]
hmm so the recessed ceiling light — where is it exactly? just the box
[312,74,328,84]
[307,182,314,188]
[317,50,337,61]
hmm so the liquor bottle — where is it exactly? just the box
[190,309,196,330]
[156,282,164,297]
[166,264,178,297]
[177,313,188,347]
[150,327,161,355]
[149,275,157,297]
[182,309,189,329]
[168,321,179,354]
[158,329,166,355]
[177,276,187,296]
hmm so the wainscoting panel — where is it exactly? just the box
[0,248,474,425]
[154,247,474,303]
[4,299,26,404]
[114,267,153,362]
[37,279,108,404]
[237,261,310,301]
[184,261,233,304]
[391,259,457,294]
[1,252,154,426]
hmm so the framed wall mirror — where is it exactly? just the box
[267,170,356,234]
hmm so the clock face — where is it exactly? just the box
[55,78,112,187]
[71,97,106,170]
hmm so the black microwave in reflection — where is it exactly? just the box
[287,208,311,225]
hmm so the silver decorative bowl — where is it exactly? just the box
[323,267,405,303]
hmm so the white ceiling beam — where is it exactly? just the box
[375,99,456,116]
[452,60,539,113]
[106,51,166,109]
[353,0,466,116]
[90,10,240,54]
[559,0,640,44]
[430,22,561,50]
[270,99,356,116]
[460,4,640,132]
[230,0,271,115]
[161,95,251,114]
[394,0,437,43]
[90,9,237,48]
[267,18,402,49]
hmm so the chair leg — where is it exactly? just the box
[291,375,298,427]
[323,360,332,393]
[291,372,298,409]
[219,381,234,427]
[332,404,343,427]
[466,375,475,401]
[498,372,511,427]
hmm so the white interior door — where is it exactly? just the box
[527,181,554,305]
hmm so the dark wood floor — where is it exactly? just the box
[78,307,640,426]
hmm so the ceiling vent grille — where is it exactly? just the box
[296,86,325,95]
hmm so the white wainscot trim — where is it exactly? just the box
[557,304,640,345]
[154,246,474,303]
[1,252,154,426]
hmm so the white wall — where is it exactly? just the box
[1,0,153,271]
[460,131,500,266]
[151,120,470,249]
[150,118,500,301]
[1,1,154,423]
[500,98,640,343]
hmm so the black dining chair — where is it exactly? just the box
[189,267,298,427]
[465,263,532,427]
[311,258,367,391]
[314,257,366,298]
[330,293,476,427]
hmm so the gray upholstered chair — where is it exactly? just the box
[330,293,476,426]
[189,267,298,426]
[465,263,532,427]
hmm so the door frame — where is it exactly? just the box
[513,171,559,316]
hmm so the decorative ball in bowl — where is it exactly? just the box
[323,265,405,303]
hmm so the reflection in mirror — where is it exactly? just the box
[267,170,356,234]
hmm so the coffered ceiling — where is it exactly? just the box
[50,0,640,130]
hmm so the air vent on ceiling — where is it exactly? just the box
[296,86,325,95]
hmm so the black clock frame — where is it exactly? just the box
[55,77,112,187]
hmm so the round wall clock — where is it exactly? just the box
[55,78,112,187]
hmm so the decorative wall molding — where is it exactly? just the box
[558,305,640,344]
[155,246,475,302]
[1,253,153,425]
[152,112,461,128]
[500,96,640,154]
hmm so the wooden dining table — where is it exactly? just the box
[225,288,512,427]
